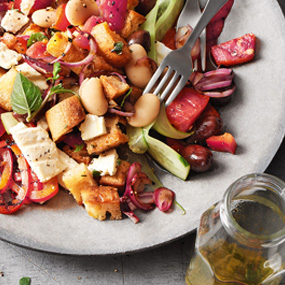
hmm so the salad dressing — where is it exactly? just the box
[185,174,285,285]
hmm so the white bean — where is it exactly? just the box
[79,78,108,116]
[32,8,57,28]
[65,0,100,26]
[128,93,160,127]
[125,44,153,89]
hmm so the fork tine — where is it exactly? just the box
[165,76,189,106]
[153,66,173,95]
[143,65,165,94]
[159,71,180,101]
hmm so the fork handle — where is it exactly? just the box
[180,0,228,56]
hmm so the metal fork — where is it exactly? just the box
[143,0,228,106]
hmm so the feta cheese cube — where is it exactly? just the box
[88,149,119,176]
[10,123,68,182]
[16,63,49,90]
[79,114,107,141]
[1,10,29,34]
[0,42,22,69]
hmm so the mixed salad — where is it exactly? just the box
[0,0,256,223]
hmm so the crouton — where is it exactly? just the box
[99,160,130,193]
[81,185,122,221]
[47,32,88,74]
[0,68,18,111]
[62,163,96,205]
[22,23,45,36]
[120,10,146,39]
[62,144,91,165]
[127,0,139,10]
[100,75,130,101]
[86,115,128,155]
[90,54,122,74]
[45,95,86,142]
[91,22,131,68]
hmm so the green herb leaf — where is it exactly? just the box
[92,170,101,178]
[19,277,31,285]
[52,62,61,81]
[74,143,84,152]
[120,88,133,108]
[111,41,124,55]
[27,33,48,48]
[11,73,43,120]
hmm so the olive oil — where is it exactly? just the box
[185,174,285,285]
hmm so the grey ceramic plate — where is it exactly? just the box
[0,0,284,255]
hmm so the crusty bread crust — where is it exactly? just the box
[45,95,86,142]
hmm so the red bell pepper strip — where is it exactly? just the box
[206,132,237,154]
[0,148,13,193]
[0,194,23,214]
[29,177,59,203]
[211,33,256,67]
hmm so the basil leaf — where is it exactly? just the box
[111,41,124,55]
[11,73,42,120]
[19,277,31,285]
[74,143,84,152]
[27,33,47,48]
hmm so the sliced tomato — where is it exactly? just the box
[53,4,70,31]
[0,148,13,193]
[73,34,90,51]
[14,37,28,54]
[166,87,209,132]
[29,177,59,203]
[206,132,237,154]
[26,41,50,59]
[211,33,256,67]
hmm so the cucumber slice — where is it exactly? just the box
[153,104,194,139]
[145,134,190,180]
[127,121,190,180]
[1,112,18,134]
[126,125,149,154]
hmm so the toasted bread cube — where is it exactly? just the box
[81,185,121,221]
[100,160,130,193]
[86,115,128,155]
[127,0,139,9]
[91,22,131,68]
[89,54,122,75]
[120,10,146,39]
[47,32,88,74]
[128,85,143,105]
[45,95,86,142]
[0,68,18,111]
[100,75,130,101]
[22,23,45,36]
[62,163,96,205]
[62,145,91,165]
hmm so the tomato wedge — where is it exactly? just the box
[211,33,256,67]
[166,87,209,132]
[53,4,70,31]
[26,41,50,59]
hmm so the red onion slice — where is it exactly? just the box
[23,55,54,74]
[131,172,152,194]
[196,79,233,91]
[203,84,236,98]
[154,187,175,212]
[108,108,135,117]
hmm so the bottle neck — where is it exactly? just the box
[219,173,285,249]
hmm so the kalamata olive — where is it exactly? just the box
[128,30,151,53]
[187,115,223,144]
[181,144,213,173]
[135,0,156,16]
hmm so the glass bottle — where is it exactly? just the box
[185,173,285,285]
